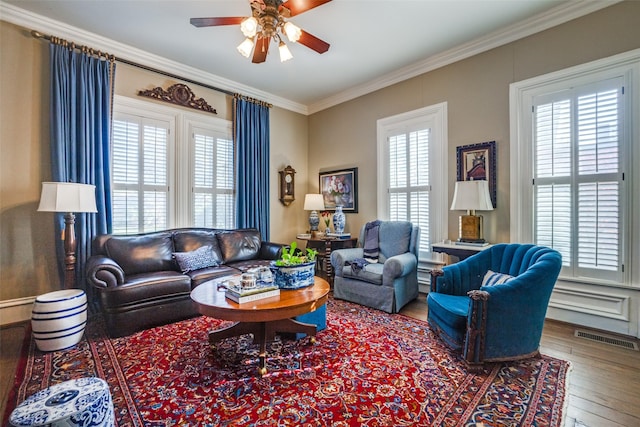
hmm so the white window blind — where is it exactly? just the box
[532,78,624,282]
[192,128,235,228]
[112,114,170,234]
[387,128,431,255]
[377,104,448,263]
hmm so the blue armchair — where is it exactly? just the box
[427,243,561,370]
[331,221,420,313]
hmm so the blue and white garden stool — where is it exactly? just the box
[31,289,87,352]
[9,377,114,427]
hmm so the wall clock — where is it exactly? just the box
[279,165,296,206]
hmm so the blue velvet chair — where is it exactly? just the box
[331,221,420,313]
[427,243,561,370]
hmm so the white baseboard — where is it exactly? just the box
[0,296,35,326]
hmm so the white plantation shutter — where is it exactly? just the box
[387,128,431,255]
[532,78,624,282]
[112,114,170,234]
[192,127,235,228]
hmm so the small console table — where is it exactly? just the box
[431,241,493,262]
[297,235,358,282]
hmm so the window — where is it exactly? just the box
[510,50,640,287]
[533,80,623,282]
[377,103,449,259]
[112,113,173,234]
[112,96,234,233]
[191,126,235,228]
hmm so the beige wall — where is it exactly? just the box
[308,0,640,242]
[0,22,57,302]
[269,106,309,244]
[0,22,307,306]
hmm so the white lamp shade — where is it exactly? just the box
[240,17,258,38]
[37,182,98,213]
[303,193,325,211]
[279,42,293,62]
[237,37,255,58]
[283,21,302,43]
[450,180,493,211]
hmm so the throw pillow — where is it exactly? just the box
[482,270,514,287]
[173,245,219,273]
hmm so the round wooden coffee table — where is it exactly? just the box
[190,276,330,375]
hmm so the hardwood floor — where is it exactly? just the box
[1,295,639,426]
[0,322,27,421]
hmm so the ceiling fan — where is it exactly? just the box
[190,0,331,63]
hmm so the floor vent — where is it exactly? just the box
[574,329,639,351]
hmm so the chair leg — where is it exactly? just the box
[464,360,485,372]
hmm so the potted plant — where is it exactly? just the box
[271,242,318,289]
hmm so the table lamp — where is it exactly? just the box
[38,182,98,289]
[303,193,325,237]
[450,180,493,244]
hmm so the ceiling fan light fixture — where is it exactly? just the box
[279,41,293,62]
[191,0,331,64]
[283,21,301,43]
[240,17,258,37]
[237,37,255,58]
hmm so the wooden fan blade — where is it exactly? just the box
[281,0,331,16]
[252,37,270,63]
[190,17,245,27]
[298,30,330,54]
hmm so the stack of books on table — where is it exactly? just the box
[225,282,280,304]
[325,232,351,239]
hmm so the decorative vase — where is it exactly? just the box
[270,261,315,289]
[308,209,320,232]
[333,206,345,234]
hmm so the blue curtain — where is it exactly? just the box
[233,96,270,240]
[50,44,115,290]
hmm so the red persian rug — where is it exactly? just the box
[5,298,570,426]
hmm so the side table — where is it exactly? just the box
[431,241,493,263]
[297,236,358,283]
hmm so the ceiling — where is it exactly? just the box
[1,0,614,113]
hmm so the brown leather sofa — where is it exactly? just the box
[86,228,283,337]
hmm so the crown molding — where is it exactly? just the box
[0,1,309,115]
[307,0,621,114]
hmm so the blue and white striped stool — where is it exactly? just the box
[9,377,114,427]
[31,289,87,352]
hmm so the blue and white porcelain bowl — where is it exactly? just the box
[31,290,87,352]
[10,377,114,427]
[270,261,315,289]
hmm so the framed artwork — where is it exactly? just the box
[319,167,358,212]
[456,141,497,208]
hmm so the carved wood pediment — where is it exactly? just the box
[138,83,217,114]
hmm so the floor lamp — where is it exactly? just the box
[38,182,97,289]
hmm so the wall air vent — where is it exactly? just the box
[574,329,639,351]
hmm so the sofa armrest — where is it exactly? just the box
[259,241,285,260]
[382,252,417,285]
[330,248,364,277]
[86,256,125,288]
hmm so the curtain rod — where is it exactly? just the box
[31,30,237,98]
